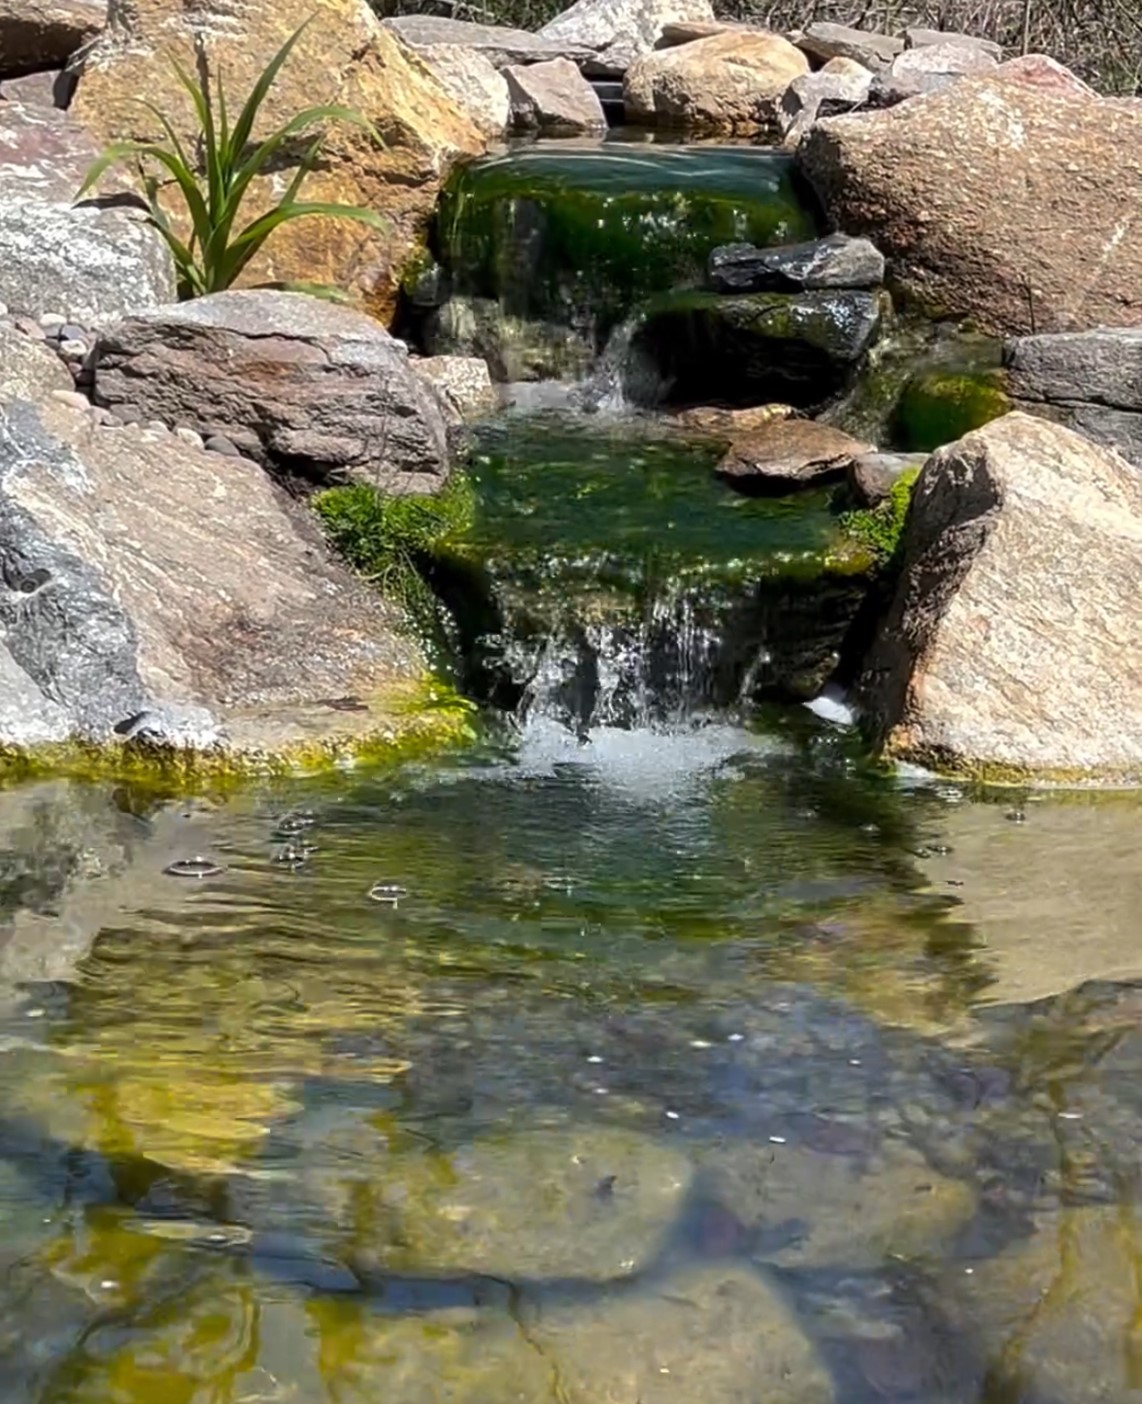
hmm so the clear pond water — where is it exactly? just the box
[2,403,1142,1400]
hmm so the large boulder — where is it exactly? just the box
[0,396,440,763]
[624,30,807,134]
[539,0,716,78]
[1004,327,1142,466]
[92,290,457,490]
[799,75,1142,336]
[72,0,485,325]
[504,56,606,135]
[0,101,175,322]
[0,0,103,78]
[858,413,1142,783]
[413,45,511,141]
[382,15,590,68]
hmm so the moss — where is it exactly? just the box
[314,474,475,636]
[894,370,1011,453]
[838,468,920,569]
[0,679,478,790]
[882,740,1142,790]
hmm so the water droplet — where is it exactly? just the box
[165,856,224,879]
[1057,1110,1083,1120]
[768,1135,787,1144]
[689,1039,713,1050]
[727,1033,744,1043]
[665,1110,680,1121]
[1005,809,1027,823]
[586,1054,604,1064]
[275,811,316,837]
[273,842,316,867]
[368,882,408,908]
[24,1008,44,1019]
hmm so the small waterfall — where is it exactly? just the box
[575,315,666,414]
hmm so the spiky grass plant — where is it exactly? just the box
[77,21,386,300]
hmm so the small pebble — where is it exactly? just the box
[59,339,89,359]
[205,434,241,457]
[101,411,122,428]
[59,323,86,344]
[13,315,45,340]
[118,407,142,426]
[144,419,168,434]
[39,312,66,331]
[174,425,204,450]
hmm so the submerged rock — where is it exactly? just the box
[799,74,1142,336]
[623,29,808,134]
[0,396,433,764]
[708,233,885,294]
[539,0,716,78]
[365,1126,693,1280]
[73,0,485,324]
[528,1263,835,1403]
[893,367,1011,451]
[717,419,872,492]
[633,289,881,409]
[0,100,175,323]
[0,0,103,77]
[1004,326,1142,467]
[93,290,457,490]
[504,56,607,134]
[859,412,1142,783]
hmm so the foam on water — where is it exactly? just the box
[509,715,777,799]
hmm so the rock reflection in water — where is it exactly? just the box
[0,749,1138,1401]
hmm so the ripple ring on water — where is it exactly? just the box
[369,882,408,907]
[165,856,224,879]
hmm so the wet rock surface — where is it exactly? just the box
[708,233,885,294]
[0,100,175,323]
[717,419,872,491]
[1005,326,1142,466]
[0,395,425,759]
[633,289,882,409]
[859,412,1142,781]
[92,290,457,490]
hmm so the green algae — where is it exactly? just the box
[838,468,921,569]
[894,369,1012,453]
[435,143,820,342]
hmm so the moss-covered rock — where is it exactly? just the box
[894,369,1012,452]
[838,467,920,568]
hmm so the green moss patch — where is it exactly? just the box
[894,371,1011,453]
[839,468,920,570]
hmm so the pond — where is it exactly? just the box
[0,699,1140,1401]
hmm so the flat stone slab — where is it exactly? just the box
[709,233,885,293]
[383,15,592,67]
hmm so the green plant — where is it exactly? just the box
[839,467,920,568]
[314,476,476,632]
[77,21,386,300]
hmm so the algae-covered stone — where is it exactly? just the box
[697,1138,974,1269]
[894,369,1011,452]
[528,1263,835,1403]
[939,1209,1142,1402]
[633,289,881,409]
[378,1126,693,1280]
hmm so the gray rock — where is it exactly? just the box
[0,324,72,403]
[866,68,957,106]
[0,396,427,761]
[0,68,75,109]
[708,233,885,294]
[93,290,458,490]
[412,355,498,421]
[48,387,88,410]
[858,412,1142,783]
[504,56,607,134]
[633,289,882,410]
[539,0,716,78]
[204,433,241,457]
[173,424,203,450]
[382,14,590,68]
[1005,328,1142,467]
[795,22,903,71]
[0,102,175,323]
[780,57,872,143]
[58,337,87,358]
[0,0,103,77]
[58,322,85,342]
[413,43,511,140]
[904,26,1003,60]
[717,418,873,491]
[848,451,924,507]
[889,41,998,80]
